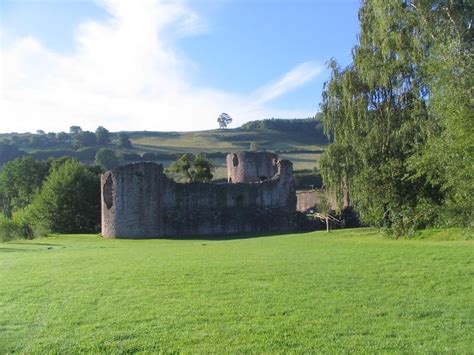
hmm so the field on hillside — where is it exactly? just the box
[1,229,472,353]
[1,127,325,176]
[129,129,325,154]
[130,129,324,176]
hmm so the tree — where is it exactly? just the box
[117,132,132,148]
[406,0,473,226]
[167,154,213,182]
[320,0,473,234]
[28,159,100,233]
[250,141,258,152]
[29,134,49,148]
[192,154,214,182]
[56,132,71,145]
[69,126,82,134]
[0,157,50,217]
[95,126,111,145]
[72,131,97,148]
[320,1,435,234]
[217,113,233,129]
[95,149,119,170]
[0,142,26,166]
[46,132,57,144]
[36,130,45,135]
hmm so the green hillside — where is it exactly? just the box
[128,127,325,178]
[0,118,328,179]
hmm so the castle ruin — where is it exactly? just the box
[101,152,298,238]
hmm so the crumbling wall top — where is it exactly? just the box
[226,151,279,183]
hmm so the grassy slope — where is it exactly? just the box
[129,128,325,154]
[130,128,324,177]
[6,128,324,178]
[1,228,472,353]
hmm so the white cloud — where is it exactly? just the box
[253,62,323,105]
[0,0,321,133]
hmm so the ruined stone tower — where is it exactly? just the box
[226,151,278,183]
[101,152,297,239]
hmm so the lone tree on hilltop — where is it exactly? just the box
[217,113,232,129]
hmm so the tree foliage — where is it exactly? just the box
[28,159,100,233]
[241,116,329,144]
[167,154,214,182]
[73,131,97,148]
[217,113,233,129]
[95,149,119,170]
[0,157,50,217]
[95,126,111,145]
[407,0,473,226]
[117,132,132,148]
[320,0,472,234]
[0,142,26,166]
[69,126,82,134]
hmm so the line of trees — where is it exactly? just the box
[1,126,132,151]
[241,116,329,144]
[320,0,472,235]
[0,157,101,240]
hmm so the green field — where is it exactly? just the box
[1,228,472,352]
[129,129,325,154]
[130,129,325,177]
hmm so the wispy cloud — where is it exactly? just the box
[253,62,324,105]
[0,0,322,133]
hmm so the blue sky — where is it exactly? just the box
[0,0,360,133]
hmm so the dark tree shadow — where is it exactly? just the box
[109,229,321,241]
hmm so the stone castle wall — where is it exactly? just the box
[101,158,297,238]
[226,151,278,183]
[296,191,319,213]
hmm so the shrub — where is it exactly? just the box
[141,152,158,161]
[0,214,19,242]
[75,147,99,160]
[94,149,119,170]
[29,159,100,233]
[120,152,142,162]
[13,207,49,239]
[29,149,76,161]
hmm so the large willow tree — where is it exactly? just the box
[320,0,472,234]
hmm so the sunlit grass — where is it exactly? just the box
[1,228,472,352]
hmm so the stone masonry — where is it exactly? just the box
[101,152,297,238]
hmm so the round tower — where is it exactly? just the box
[226,151,278,183]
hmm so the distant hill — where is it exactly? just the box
[0,117,329,178]
[129,116,327,152]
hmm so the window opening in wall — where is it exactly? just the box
[232,154,239,167]
[103,174,114,209]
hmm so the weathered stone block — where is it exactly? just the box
[101,154,297,238]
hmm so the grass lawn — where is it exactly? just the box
[0,228,472,352]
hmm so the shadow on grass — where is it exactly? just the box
[0,242,64,252]
[0,247,36,252]
[111,229,320,242]
[7,242,62,247]
[0,248,28,253]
